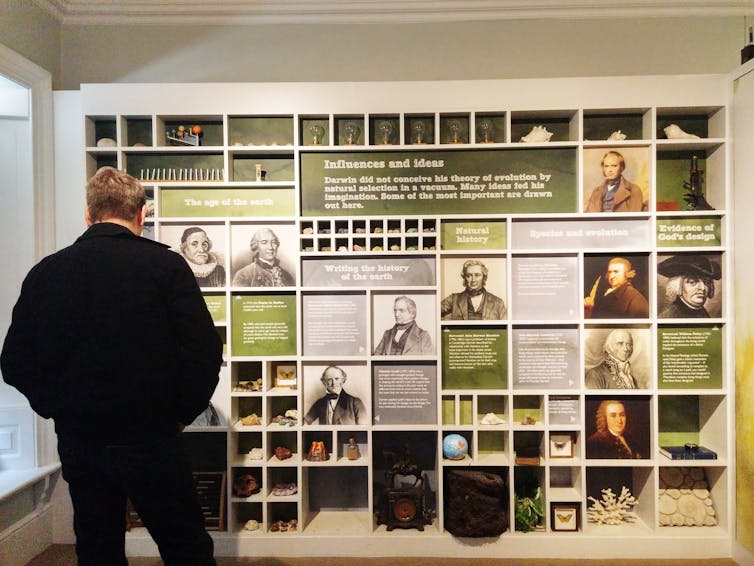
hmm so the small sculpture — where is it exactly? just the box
[587,486,638,524]
[520,125,553,143]
[664,124,700,139]
[607,130,627,141]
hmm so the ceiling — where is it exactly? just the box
[31,0,754,25]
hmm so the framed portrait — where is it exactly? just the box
[273,364,297,389]
[549,433,574,458]
[583,253,650,319]
[440,256,507,321]
[158,222,227,288]
[582,146,650,213]
[584,395,651,460]
[551,503,580,532]
[229,222,297,287]
[583,325,651,389]
[656,252,723,319]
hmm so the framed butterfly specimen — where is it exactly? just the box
[550,433,575,458]
[274,364,297,388]
[551,503,579,532]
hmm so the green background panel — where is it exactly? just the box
[231,294,297,356]
[301,148,577,216]
[442,327,507,389]
[160,187,295,217]
[656,217,721,247]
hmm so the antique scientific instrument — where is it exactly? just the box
[683,155,713,210]
[378,445,430,531]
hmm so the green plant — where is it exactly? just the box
[514,487,544,532]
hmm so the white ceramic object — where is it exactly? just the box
[607,130,627,141]
[664,123,700,139]
[480,412,505,425]
[520,125,553,143]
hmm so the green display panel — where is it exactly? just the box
[160,187,295,217]
[658,325,723,389]
[441,327,507,390]
[300,148,577,216]
[203,294,226,323]
[231,294,297,356]
[656,217,721,247]
[441,220,507,250]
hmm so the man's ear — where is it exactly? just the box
[137,204,147,228]
[84,205,95,227]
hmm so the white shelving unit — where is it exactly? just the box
[73,75,734,559]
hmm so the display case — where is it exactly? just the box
[76,75,733,558]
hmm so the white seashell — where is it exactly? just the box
[520,125,553,143]
[284,408,299,420]
[607,130,627,141]
[96,137,116,147]
[664,123,700,139]
[243,519,260,531]
[480,412,505,425]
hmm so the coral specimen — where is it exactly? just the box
[587,486,638,525]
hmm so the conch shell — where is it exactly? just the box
[607,130,627,141]
[664,124,700,139]
[520,125,553,143]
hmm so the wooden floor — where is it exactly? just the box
[26,545,741,566]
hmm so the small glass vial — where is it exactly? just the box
[347,437,360,460]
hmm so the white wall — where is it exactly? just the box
[0,1,60,87]
[58,16,746,88]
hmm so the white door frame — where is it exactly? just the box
[0,42,56,466]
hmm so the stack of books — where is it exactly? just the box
[659,445,717,460]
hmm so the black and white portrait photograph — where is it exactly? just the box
[584,326,650,389]
[230,223,297,287]
[657,253,722,318]
[303,363,370,426]
[372,293,436,356]
[440,256,507,320]
[159,223,227,288]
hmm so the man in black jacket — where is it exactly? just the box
[0,167,223,566]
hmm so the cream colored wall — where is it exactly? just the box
[0,0,60,84]
[58,17,744,88]
[733,63,754,558]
